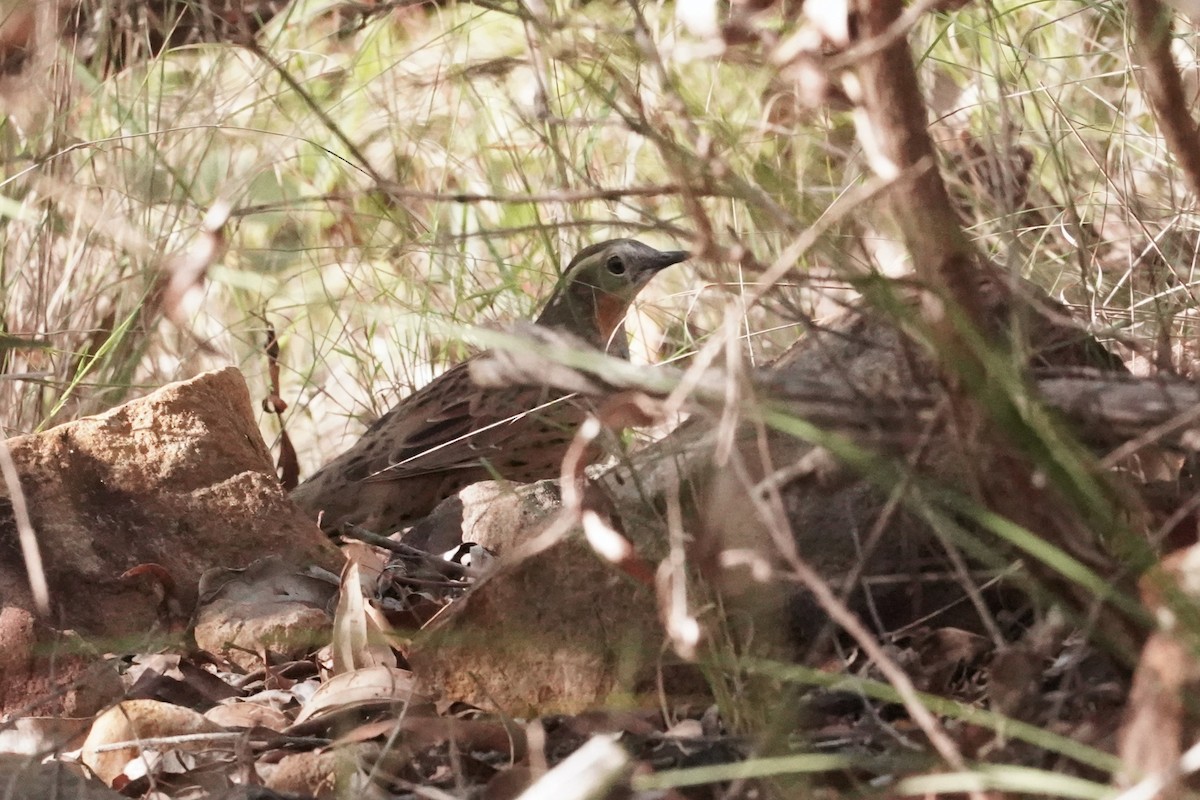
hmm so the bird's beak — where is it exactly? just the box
[644,249,690,275]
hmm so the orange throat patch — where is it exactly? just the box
[593,290,628,343]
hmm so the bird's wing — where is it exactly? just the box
[358,358,583,482]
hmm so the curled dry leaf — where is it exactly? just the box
[594,390,664,430]
[203,701,291,732]
[80,699,227,786]
[341,541,386,595]
[331,542,395,675]
[291,666,431,727]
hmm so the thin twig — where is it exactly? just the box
[340,525,473,579]
[1128,0,1200,200]
[0,439,49,614]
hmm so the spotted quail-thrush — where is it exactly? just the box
[291,238,689,535]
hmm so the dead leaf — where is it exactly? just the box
[331,547,395,675]
[291,666,431,727]
[80,700,227,786]
[203,701,291,732]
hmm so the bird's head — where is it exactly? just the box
[534,239,689,353]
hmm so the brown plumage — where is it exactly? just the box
[291,239,688,536]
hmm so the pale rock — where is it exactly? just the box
[261,743,391,800]
[0,367,339,714]
[193,555,337,671]
[407,480,678,715]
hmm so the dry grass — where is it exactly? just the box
[2,0,1199,790]
[7,1,1187,458]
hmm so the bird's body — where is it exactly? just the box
[291,239,688,536]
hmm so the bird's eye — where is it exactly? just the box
[606,256,626,276]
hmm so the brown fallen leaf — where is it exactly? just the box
[80,699,228,786]
[290,665,432,728]
[330,543,395,675]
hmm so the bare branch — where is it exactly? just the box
[1129,0,1200,199]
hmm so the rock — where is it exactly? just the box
[193,556,337,671]
[409,302,1126,711]
[404,480,563,553]
[0,367,340,714]
[597,305,1127,659]
[407,481,682,715]
[402,321,937,712]
[261,743,391,800]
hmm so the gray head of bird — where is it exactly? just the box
[534,238,689,352]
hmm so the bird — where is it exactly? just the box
[290,239,689,538]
